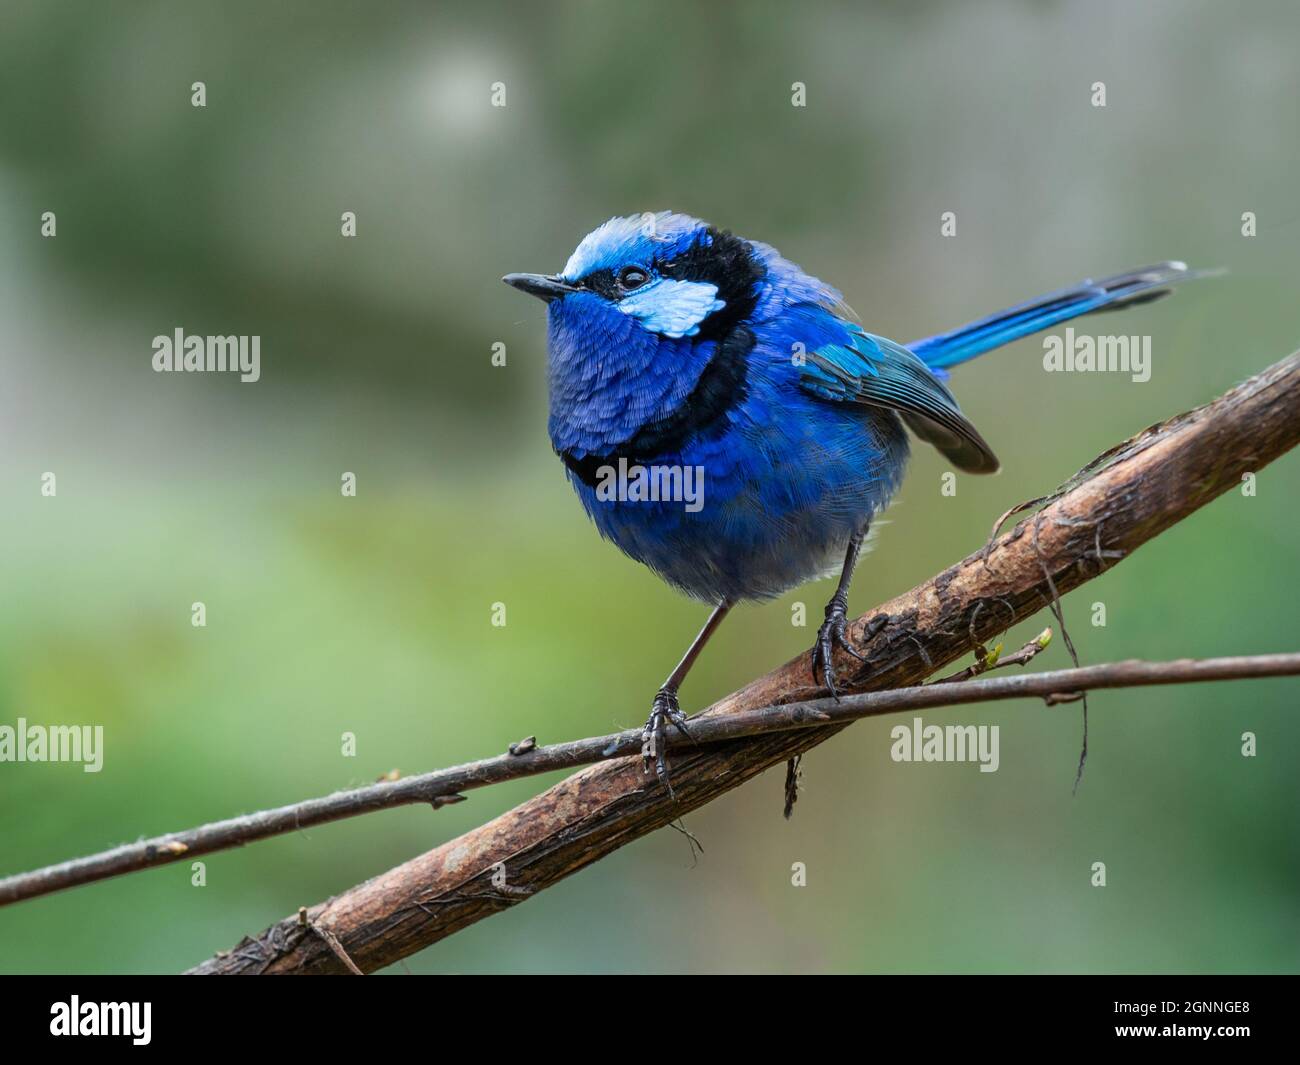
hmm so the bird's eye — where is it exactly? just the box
[618,266,649,291]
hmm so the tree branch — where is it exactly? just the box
[176,349,1300,974]
[6,650,1297,908]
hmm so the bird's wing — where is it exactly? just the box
[800,327,1000,474]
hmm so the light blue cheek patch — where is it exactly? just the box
[618,279,726,338]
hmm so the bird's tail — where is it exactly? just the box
[908,262,1209,372]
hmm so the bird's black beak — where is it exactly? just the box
[502,272,579,303]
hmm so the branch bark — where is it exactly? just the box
[181,349,1298,974]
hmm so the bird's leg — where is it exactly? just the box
[642,600,732,793]
[811,526,871,699]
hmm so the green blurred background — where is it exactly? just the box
[1,0,1297,974]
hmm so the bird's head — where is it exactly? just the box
[504,211,767,345]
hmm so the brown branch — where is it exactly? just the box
[182,349,1300,975]
[6,649,1296,908]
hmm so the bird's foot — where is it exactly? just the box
[811,598,890,699]
[641,687,694,796]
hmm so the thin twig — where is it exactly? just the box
[1032,513,1090,792]
[782,753,802,819]
[935,627,1053,683]
[308,920,364,976]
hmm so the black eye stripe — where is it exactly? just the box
[578,265,650,297]
[579,268,621,300]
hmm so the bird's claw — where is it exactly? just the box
[811,597,865,699]
[642,687,693,795]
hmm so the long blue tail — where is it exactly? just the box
[908,262,1204,372]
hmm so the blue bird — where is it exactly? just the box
[504,212,1201,784]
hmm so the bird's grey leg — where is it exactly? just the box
[642,599,732,792]
[811,525,877,698]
